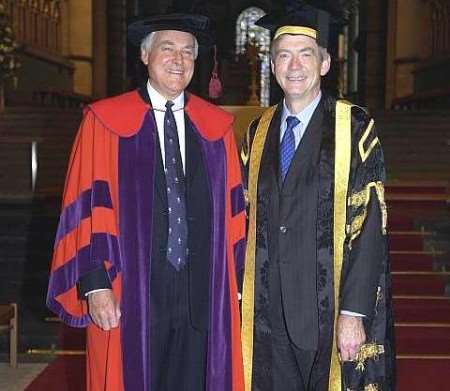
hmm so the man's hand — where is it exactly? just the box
[337,314,366,361]
[87,289,121,331]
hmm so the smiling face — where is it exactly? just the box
[271,34,330,112]
[141,30,196,100]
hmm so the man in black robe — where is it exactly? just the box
[240,3,395,391]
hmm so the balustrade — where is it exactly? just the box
[3,0,62,55]
[427,0,450,57]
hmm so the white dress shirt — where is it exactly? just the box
[279,91,322,147]
[147,81,186,173]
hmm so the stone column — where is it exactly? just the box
[92,0,107,99]
[67,0,93,96]
[360,0,388,110]
[107,0,127,95]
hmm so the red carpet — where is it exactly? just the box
[396,325,450,355]
[25,184,450,390]
[25,356,85,390]
[394,298,450,323]
[389,234,425,251]
[26,325,86,390]
[392,274,448,296]
[388,214,416,230]
[389,184,450,390]
[385,185,448,195]
[390,252,434,271]
[397,358,450,390]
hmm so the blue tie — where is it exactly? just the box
[164,101,188,271]
[280,116,300,181]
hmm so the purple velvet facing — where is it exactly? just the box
[118,111,155,391]
[54,180,113,245]
[199,136,232,391]
[46,232,120,327]
[230,184,245,217]
[116,109,233,390]
[233,237,246,273]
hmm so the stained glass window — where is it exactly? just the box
[235,7,271,106]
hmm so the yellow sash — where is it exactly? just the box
[241,105,277,391]
[329,100,353,390]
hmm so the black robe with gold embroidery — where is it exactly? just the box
[240,94,395,391]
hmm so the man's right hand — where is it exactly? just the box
[87,289,121,330]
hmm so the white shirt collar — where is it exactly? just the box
[281,91,322,130]
[147,80,184,111]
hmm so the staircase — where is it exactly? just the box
[375,111,450,182]
[0,106,81,199]
[0,107,81,356]
[388,184,450,390]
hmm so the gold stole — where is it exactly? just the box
[328,100,353,390]
[241,105,277,391]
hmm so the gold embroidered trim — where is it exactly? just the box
[243,189,249,207]
[347,181,387,248]
[274,26,317,40]
[358,119,379,163]
[364,383,380,391]
[347,212,367,249]
[374,182,388,235]
[240,128,251,166]
[241,105,277,391]
[349,190,366,208]
[375,286,383,315]
[329,100,353,391]
[354,343,385,371]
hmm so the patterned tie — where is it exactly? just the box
[164,101,188,271]
[280,116,300,181]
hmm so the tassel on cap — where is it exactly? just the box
[208,45,222,99]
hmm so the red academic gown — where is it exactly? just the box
[47,90,246,391]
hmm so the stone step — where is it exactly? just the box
[375,110,450,116]
[381,139,449,146]
[396,324,450,355]
[394,296,450,323]
[378,123,450,130]
[392,272,449,296]
[385,155,449,162]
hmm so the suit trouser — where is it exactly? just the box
[270,261,317,391]
[150,261,207,391]
[150,316,207,391]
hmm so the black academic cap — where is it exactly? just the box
[255,1,332,48]
[128,13,214,47]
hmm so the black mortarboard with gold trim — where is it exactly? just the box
[128,13,214,47]
[255,1,332,48]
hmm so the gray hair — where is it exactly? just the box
[270,35,329,62]
[140,31,199,59]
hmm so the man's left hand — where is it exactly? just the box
[337,314,366,361]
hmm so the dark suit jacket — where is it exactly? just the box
[78,86,212,332]
[246,96,383,350]
[257,101,323,350]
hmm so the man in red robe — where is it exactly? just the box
[47,14,245,391]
